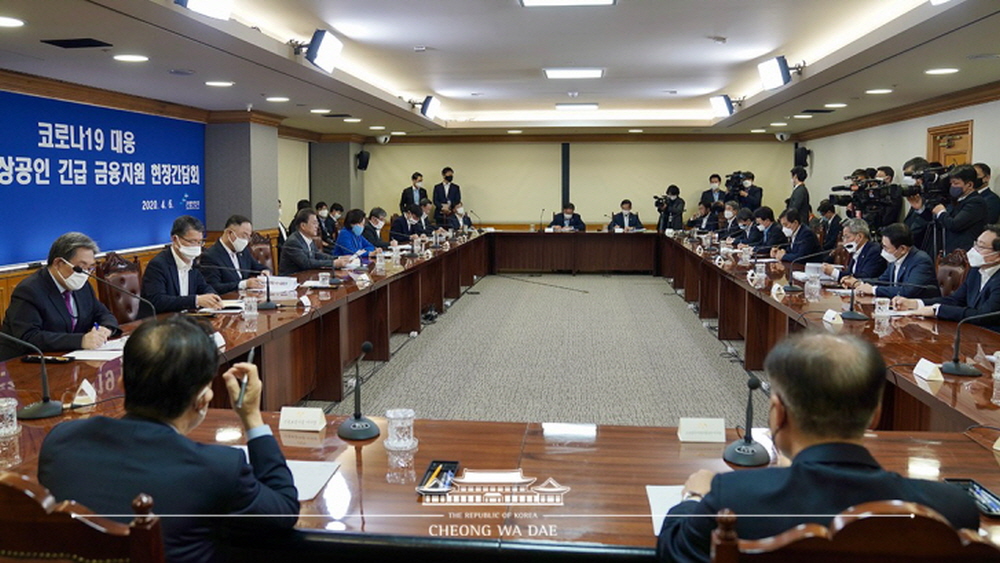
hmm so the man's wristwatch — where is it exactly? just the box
[682,491,703,502]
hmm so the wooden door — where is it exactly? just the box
[927,120,972,166]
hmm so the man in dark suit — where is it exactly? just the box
[278,208,349,275]
[931,164,987,254]
[844,223,940,299]
[737,171,763,211]
[743,206,786,254]
[786,165,811,223]
[549,202,586,232]
[446,202,474,231]
[772,208,821,263]
[717,200,740,238]
[416,198,443,236]
[433,166,462,225]
[0,232,119,361]
[315,201,340,253]
[277,199,288,247]
[726,208,761,246]
[816,200,842,252]
[893,225,1000,331]
[390,204,422,243]
[608,199,646,232]
[975,163,999,224]
[823,218,886,282]
[657,333,979,563]
[38,316,299,563]
[140,215,222,318]
[698,174,724,207]
[198,215,269,294]
[363,207,391,249]
[685,202,718,231]
[399,171,427,214]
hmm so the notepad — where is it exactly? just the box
[646,485,685,536]
[65,349,122,361]
[233,445,340,501]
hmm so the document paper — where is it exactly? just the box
[646,485,685,536]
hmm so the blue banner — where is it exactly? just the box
[0,90,205,265]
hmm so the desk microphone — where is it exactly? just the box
[0,332,61,420]
[723,375,769,467]
[74,266,157,319]
[338,341,380,441]
[468,210,483,231]
[538,208,546,232]
[193,261,284,308]
[938,310,1000,377]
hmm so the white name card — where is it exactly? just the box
[913,358,943,381]
[279,407,327,432]
[822,309,843,325]
[714,255,726,267]
[677,417,726,443]
[544,227,554,233]
[280,428,326,447]
[614,227,624,233]
[73,379,97,407]
[770,283,785,301]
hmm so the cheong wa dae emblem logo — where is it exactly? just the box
[417,469,570,506]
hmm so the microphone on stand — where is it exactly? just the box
[0,332,62,420]
[538,208,546,232]
[193,261,292,305]
[468,210,483,232]
[74,266,157,319]
[938,310,1000,377]
[842,284,868,321]
[722,375,769,467]
[338,341,380,440]
[780,248,833,293]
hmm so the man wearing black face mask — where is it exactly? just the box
[931,164,987,254]
[433,167,462,225]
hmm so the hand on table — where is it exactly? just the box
[682,469,715,499]
[81,326,110,349]
[197,293,223,309]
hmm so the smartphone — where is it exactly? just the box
[945,478,1000,517]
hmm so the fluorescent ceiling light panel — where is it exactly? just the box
[556,103,598,110]
[865,88,893,94]
[205,81,234,87]
[521,0,615,6]
[508,130,523,134]
[0,16,25,27]
[770,122,787,127]
[709,95,734,117]
[174,0,234,20]
[306,29,344,74]
[824,103,847,108]
[369,125,385,130]
[343,117,362,122]
[628,129,643,133]
[113,54,148,62]
[925,67,959,75]
[751,129,767,133]
[310,108,331,114]
[758,56,792,90]
[544,68,604,79]
[391,131,407,136]
[265,96,289,102]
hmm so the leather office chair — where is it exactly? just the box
[829,244,851,267]
[936,248,970,298]
[0,471,165,563]
[96,251,143,324]
[710,500,1000,562]
[249,231,273,272]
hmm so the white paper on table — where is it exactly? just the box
[66,349,122,361]
[264,276,299,292]
[233,446,341,501]
[646,485,685,536]
[751,258,777,263]
[302,280,339,288]
[881,310,918,317]
[792,271,838,283]
[97,336,129,351]
[827,288,854,296]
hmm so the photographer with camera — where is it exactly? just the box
[901,157,933,250]
[930,163,987,254]
[737,171,763,211]
[655,185,685,232]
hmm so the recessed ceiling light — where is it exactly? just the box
[508,130,523,134]
[169,68,195,76]
[770,122,788,127]
[824,103,847,108]
[205,81,234,87]
[925,67,959,75]
[556,103,598,110]
[521,0,615,6]
[0,16,25,27]
[113,54,148,63]
[413,45,427,52]
[265,96,289,102]
[310,108,331,114]
[343,117,362,122]
[544,68,604,79]
[793,114,813,119]
[751,129,767,133]
[628,129,643,133]
[865,88,893,95]
[391,131,407,136]
[929,0,952,5]
[369,125,385,130]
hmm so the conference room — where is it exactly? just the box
[2,1,1000,562]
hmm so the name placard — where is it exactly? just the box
[279,406,327,432]
[677,417,727,443]
[913,358,943,381]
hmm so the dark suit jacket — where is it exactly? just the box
[699,189,724,207]
[753,223,787,254]
[140,249,216,317]
[415,215,438,236]
[686,212,718,232]
[433,182,461,223]
[905,206,933,252]
[277,221,288,247]
[399,186,428,213]
[781,226,821,263]
[926,267,1000,331]
[549,213,586,231]
[786,183,811,220]
[719,217,741,239]
[731,225,762,246]
[39,415,299,563]
[198,241,267,295]
[657,443,979,563]
[362,222,390,249]
[981,187,1000,225]
[821,215,843,252]
[446,214,473,231]
[608,212,645,231]
[389,216,418,242]
[658,198,685,231]
[0,269,118,361]
[874,248,940,299]
[318,215,337,245]
[278,231,335,276]
[838,241,887,281]
[739,185,763,211]
[938,192,987,253]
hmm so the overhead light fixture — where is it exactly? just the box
[865,88,893,95]
[173,0,234,20]
[369,125,385,130]
[793,114,813,119]
[628,129,643,133]
[751,129,767,133]
[205,81,234,87]
[421,95,441,119]
[758,56,805,90]
[343,117,362,122]
[824,103,847,108]
[770,122,788,127]
[521,0,615,6]
[266,96,289,102]
[508,130,523,134]
[556,103,599,110]
[925,67,959,75]
[709,95,734,117]
[113,54,148,63]
[0,16,25,27]
[391,131,407,136]
[929,0,952,5]
[310,108,331,114]
[544,68,604,79]
[298,29,344,74]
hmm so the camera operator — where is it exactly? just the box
[737,171,763,211]
[901,157,933,250]
[874,165,904,228]
[700,174,725,207]
[930,163,987,254]
[974,162,999,224]
[656,185,685,231]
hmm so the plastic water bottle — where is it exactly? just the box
[992,357,1000,406]
[804,274,822,302]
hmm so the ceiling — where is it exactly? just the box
[0,0,997,138]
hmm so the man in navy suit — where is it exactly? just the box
[278,208,350,275]
[433,166,462,225]
[699,173,725,207]
[736,171,763,211]
[823,218,886,282]
[893,225,1000,331]
[772,208,821,263]
[717,201,741,239]
[657,333,979,563]
[0,232,119,361]
[140,215,222,318]
[743,206,786,255]
[549,202,586,232]
[363,207,391,249]
[198,215,269,295]
[930,164,987,254]
[686,202,718,232]
[399,171,428,214]
[726,209,761,246]
[817,200,843,253]
[608,199,646,232]
[845,223,940,299]
[786,166,812,222]
[445,201,474,231]
[975,162,1000,224]
[39,315,299,563]
[390,204,423,243]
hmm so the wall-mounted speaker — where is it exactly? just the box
[356,150,370,171]
[794,145,810,167]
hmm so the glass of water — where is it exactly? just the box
[0,398,19,437]
[384,408,417,450]
[874,297,890,317]
[243,295,258,318]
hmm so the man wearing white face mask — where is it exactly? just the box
[141,215,223,317]
[363,207,392,249]
[822,218,886,282]
[842,223,939,299]
[198,215,270,294]
[0,232,119,361]
[445,201,474,231]
[893,225,1000,329]
[699,174,724,207]
[549,202,586,232]
[719,200,741,238]
[737,171,763,211]
[608,199,646,232]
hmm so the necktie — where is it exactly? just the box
[63,290,76,330]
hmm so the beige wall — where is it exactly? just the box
[359,141,793,224]
[277,137,310,226]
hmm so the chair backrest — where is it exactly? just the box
[0,471,164,563]
[829,244,851,267]
[710,500,1000,563]
[249,231,273,272]
[96,252,143,324]
[936,248,970,298]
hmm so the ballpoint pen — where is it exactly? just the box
[235,348,255,409]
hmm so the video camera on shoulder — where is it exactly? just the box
[724,171,750,197]
[899,165,954,208]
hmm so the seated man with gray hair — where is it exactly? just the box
[657,333,978,563]
[821,217,887,282]
[0,232,119,361]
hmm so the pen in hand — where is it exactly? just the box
[235,348,255,409]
